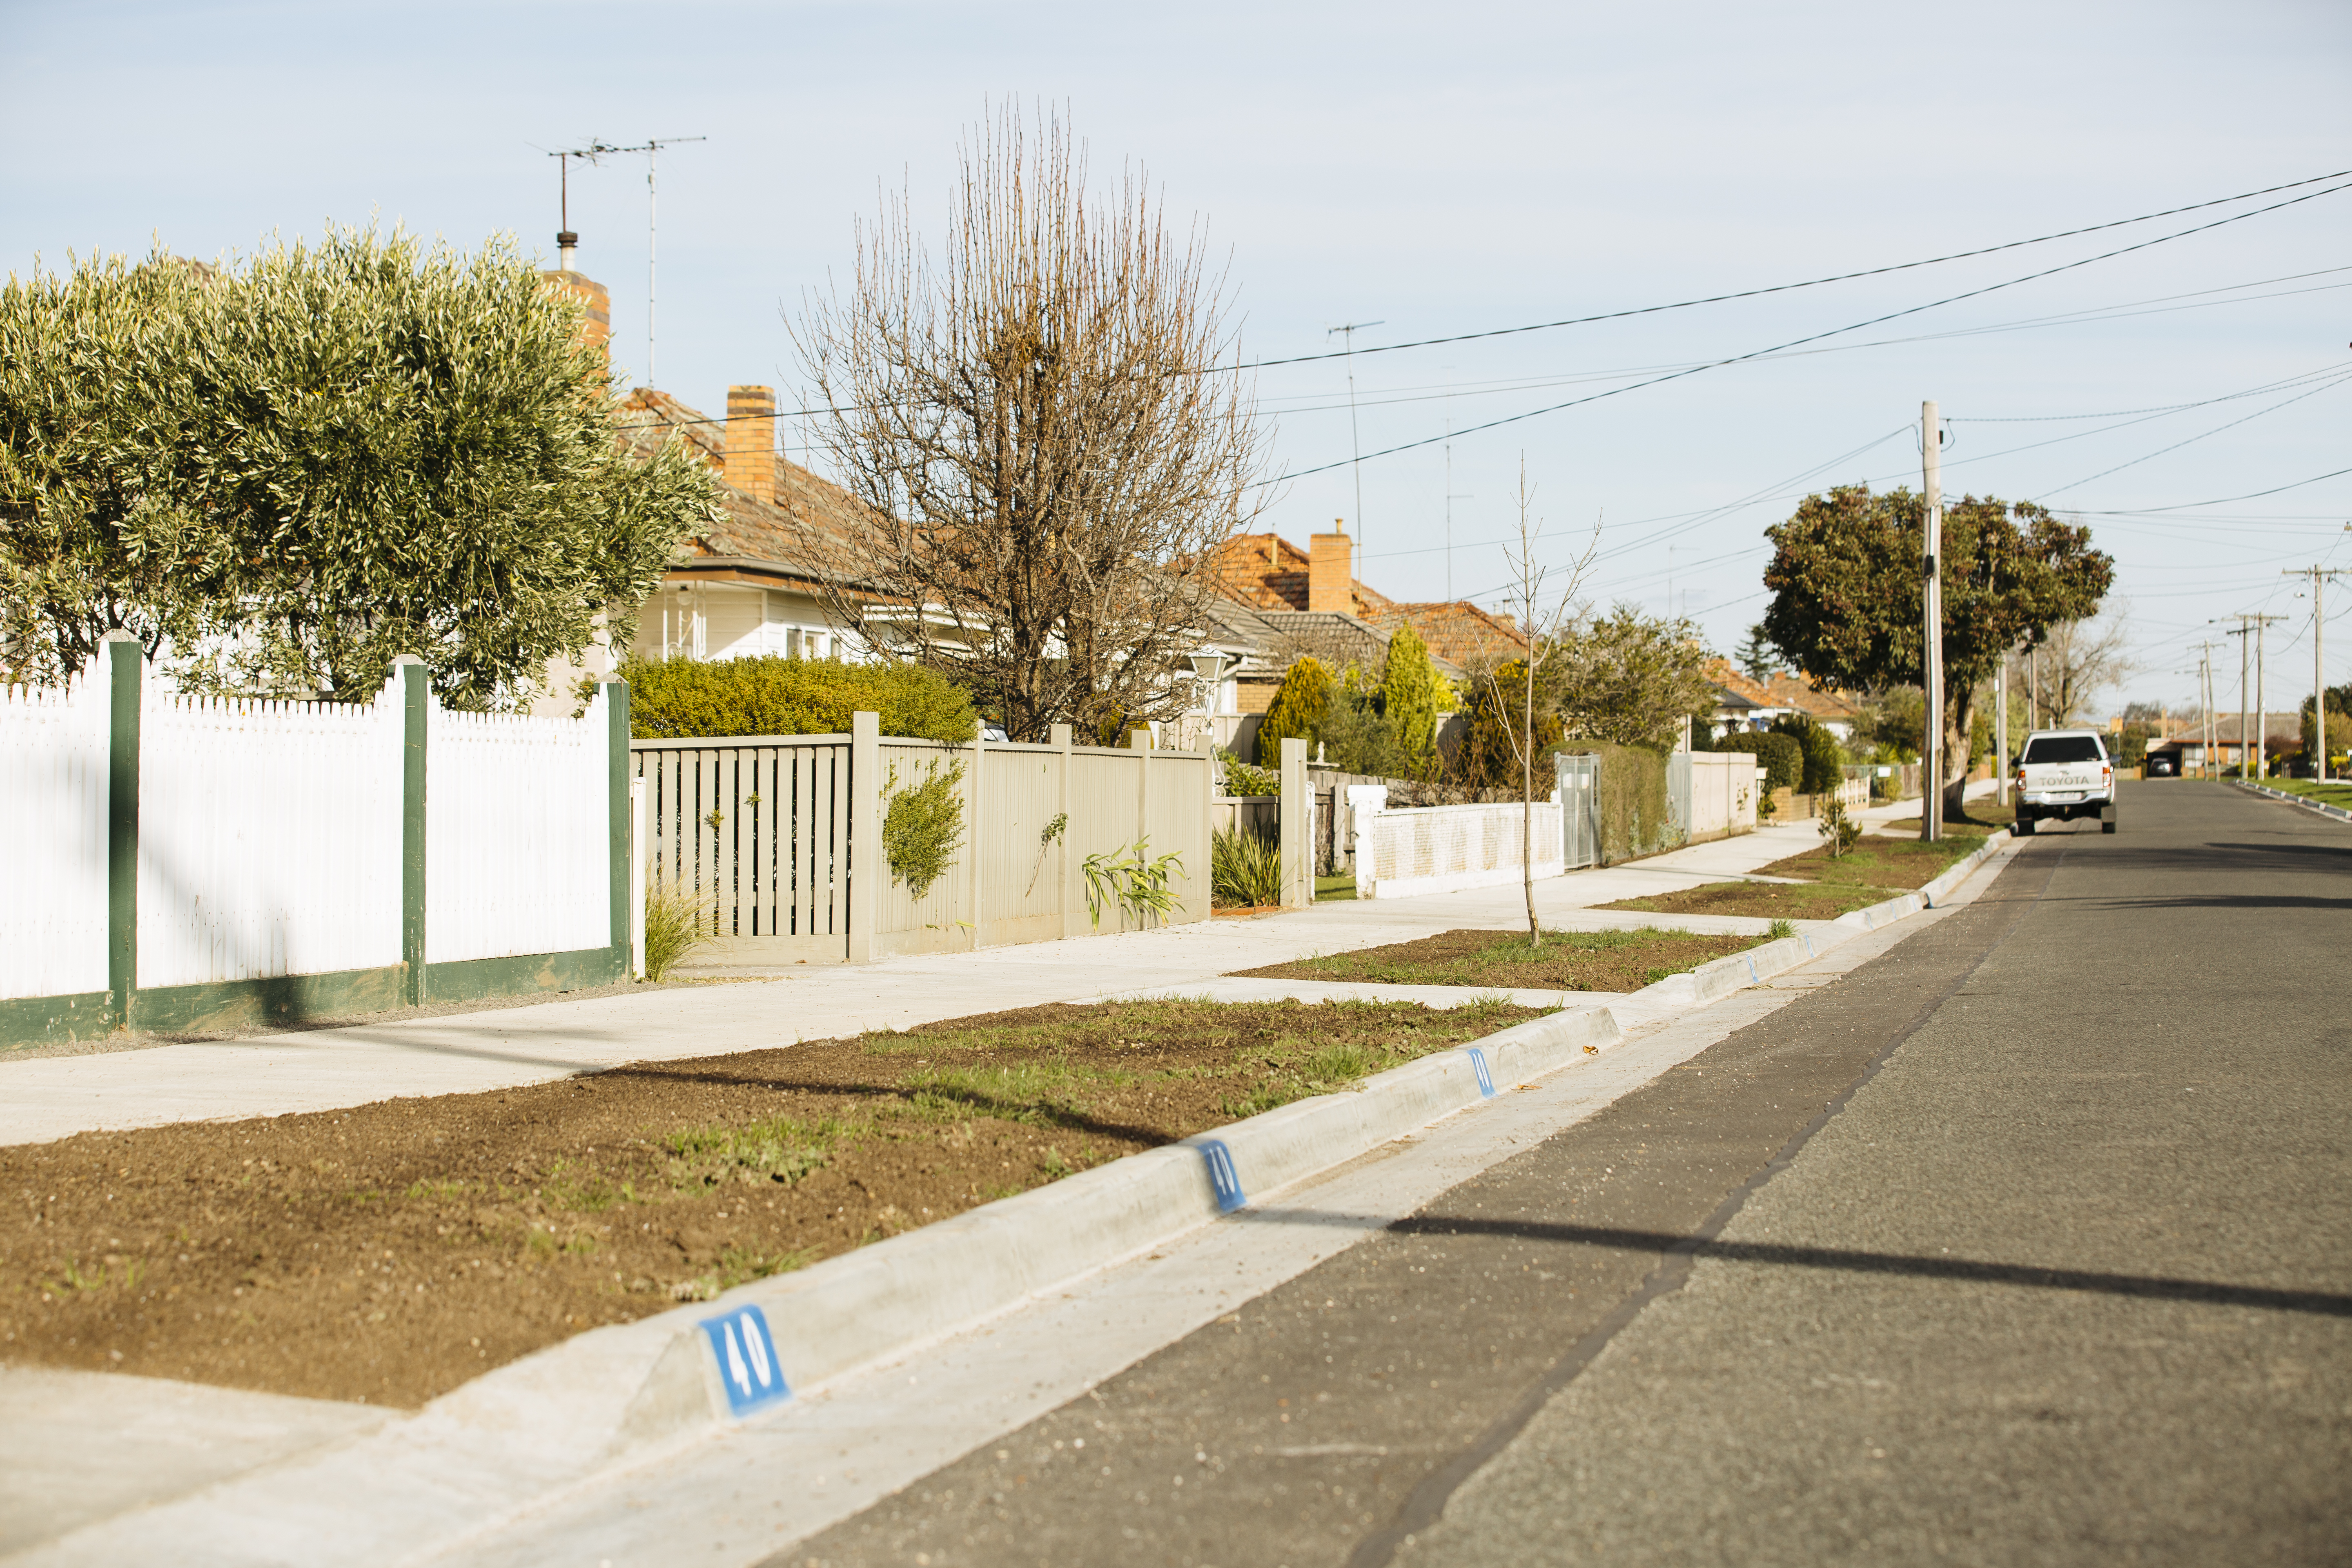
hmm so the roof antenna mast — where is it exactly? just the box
[549,140,621,272]
[609,136,706,390]
[1327,319,1383,584]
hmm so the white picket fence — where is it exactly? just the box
[0,646,619,1032]
[0,677,109,1001]
[428,697,613,964]
[140,691,404,988]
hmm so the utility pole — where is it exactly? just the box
[2283,564,2350,780]
[2218,619,2252,777]
[2194,640,2218,779]
[1995,646,2011,806]
[2251,612,2286,778]
[1921,400,1944,842]
[1327,320,1383,582]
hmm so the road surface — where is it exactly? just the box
[773,780,2352,1567]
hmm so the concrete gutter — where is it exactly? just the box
[16,831,2017,1568]
[2235,779,2352,823]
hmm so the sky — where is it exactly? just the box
[5,0,2349,717]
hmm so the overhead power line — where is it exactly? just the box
[1241,167,2352,371]
[2074,465,2352,514]
[1277,174,2352,481]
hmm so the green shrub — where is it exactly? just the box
[621,654,976,742]
[1210,825,1284,908]
[1770,715,1845,795]
[1220,753,1280,796]
[1715,729,1804,793]
[882,759,966,899]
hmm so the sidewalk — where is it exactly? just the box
[0,801,1909,1149]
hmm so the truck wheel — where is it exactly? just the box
[2016,815,2036,836]
[2102,817,2117,835]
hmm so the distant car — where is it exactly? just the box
[2015,729,2116,835]
[2147,755,2177,777]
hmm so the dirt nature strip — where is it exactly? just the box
[1597,881,1893,920]
[0,998,1547,1410]
[1233,926,1762,991]
[1747,831,1983,893]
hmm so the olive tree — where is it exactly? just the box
[0,229,721,704]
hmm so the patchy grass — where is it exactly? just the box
[1597,881,1898,920]
[1748,831,1986,892]
[1234,926,1764,992]
[0,997,1547,1409]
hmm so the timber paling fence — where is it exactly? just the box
[633,718,1216,967]
[0,638,629,1048]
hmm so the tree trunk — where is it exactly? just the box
[1942,687,1978,824]
[1522,667,1539,944]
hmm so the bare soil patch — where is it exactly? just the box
[0,998,1543,1409]
[1748,831,1985,893]
[1596,881,1891,920]
[1234,926,1762,991]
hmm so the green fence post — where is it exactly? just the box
[398,657,428,1007]
[848,710,880,964]
[104,634,142,1032]
[605,678,631,978]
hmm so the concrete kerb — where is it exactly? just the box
[29,829,2022,1566]
[2235,778,2352,823]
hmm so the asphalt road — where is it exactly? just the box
[773,781,2351,1568]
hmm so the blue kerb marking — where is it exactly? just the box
[1198,1139,1247,1213]
[700,1303,790,1416]
[1464,1046,1496,1098]
[1746,956,1759,981]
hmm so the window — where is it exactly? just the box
[2022,735,2105,764]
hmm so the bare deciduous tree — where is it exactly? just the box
[1484,461,1596,944]
[789,105,1271,741]
[2016,605,2135,726]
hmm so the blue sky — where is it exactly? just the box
[6,0,2348,713]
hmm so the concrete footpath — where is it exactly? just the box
[0,797,1949,1149]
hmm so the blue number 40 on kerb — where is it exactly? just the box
[700,1303,791,1416]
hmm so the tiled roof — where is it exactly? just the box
[1702,660,1866,722]
[1370,602,1529,669]
[617,390,872,579]
[1208,532,1398,619]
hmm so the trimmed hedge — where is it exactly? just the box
[621,655,977,742]
[1566,741,1676,863]
[1769,715,1845,795]
[1712,729,1804,793]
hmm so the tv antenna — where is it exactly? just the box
[548,140,621,271]
[1327,320,1383,581]
[608,136,706,389]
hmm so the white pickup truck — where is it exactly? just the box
[2013,728,2116,835]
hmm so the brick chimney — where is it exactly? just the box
[1308,521,1353,613]
[539,267,610,365]
[725,385,777,503]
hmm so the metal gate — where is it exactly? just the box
[1555,752,1600,870]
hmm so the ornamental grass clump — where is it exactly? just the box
[1210,825,1284,908]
